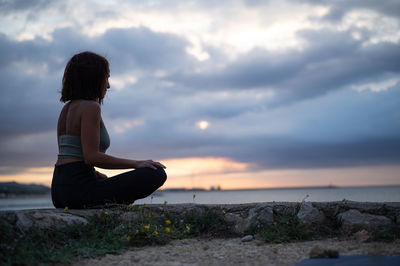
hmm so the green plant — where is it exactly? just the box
[258,213,312,243]
[371,224,400,242]
[182,208,233,237]
[0,206,236,265]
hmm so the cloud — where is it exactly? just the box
[165,28,400,106]
[0,26,193,137]
[0,0,53,14]
[102,85,400,170]
[301,0,400,21]
[0,1,399,177]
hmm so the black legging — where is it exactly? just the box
[51,161,167,209]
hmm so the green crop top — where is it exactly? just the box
[58,101,110,159]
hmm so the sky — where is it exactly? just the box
[0,0,399,189]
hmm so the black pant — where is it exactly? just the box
[51,161,167,209]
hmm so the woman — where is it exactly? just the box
[52,51,167,209]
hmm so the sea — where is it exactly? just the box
[1,185,399,211]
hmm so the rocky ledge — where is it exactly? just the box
[1,201,399,236]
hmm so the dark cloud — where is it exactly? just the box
[166,28,400,106]
[0,26,193,139]
[0,0,52,14]
[300,0,400,21]
[234,136,400,169]
[100,27,195,73]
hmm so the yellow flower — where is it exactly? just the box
[222,210,226,215]
[126,236,131,241]
[138,206,142,210]
[129,203,133,209]
[104,211,109,215]
[186,225,190,231]
[165,219,171,225]
[165,227,171,233]
[193,193,196,199]
[154,231,159,235]
[144,225,150,230]
[164,200,168,205]
[143,203,147,206]
[63,206,69,211]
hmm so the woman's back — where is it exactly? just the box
[58,100,94,137]
[57,100,110,164]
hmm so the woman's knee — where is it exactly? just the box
[155,167,167,186]
[131,167,167,188]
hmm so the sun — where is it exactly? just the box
[196,120,210,130]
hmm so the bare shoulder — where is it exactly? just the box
[82,100,101,113]
[80,101,102,124]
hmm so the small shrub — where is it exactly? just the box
[258,213,312,243]
[183,209,233,236]
[371,224,400,242]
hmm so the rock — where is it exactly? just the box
[15,212,33,229]
[248,206,274,228]
[354,229,370,243]
[309,245,325,258]
[273,203,298,216]
[120,212,140,222]
[338,209,391,232]
[241,235,254,242]
[309,244,339,258]
[15,210,88,230]
[0,202,397,237]
[66,209,104,217]
[297,202,325,227]
[224,213,249,234]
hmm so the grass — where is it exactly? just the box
[258,213,312,243]
[245,208,313,243]
[1,212,126,265]
[182,208,235,237]
[0,207,233,265]
[371,224,400,242]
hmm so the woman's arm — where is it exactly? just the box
[80,101,165,170]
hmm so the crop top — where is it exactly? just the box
[57,101,110,159]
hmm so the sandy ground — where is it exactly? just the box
[75,238,400,266]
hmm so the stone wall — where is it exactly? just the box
[1,201,399,235]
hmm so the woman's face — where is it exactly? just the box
[106,75,110,90]
[101,74,110,99]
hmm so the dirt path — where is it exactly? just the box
[75,238,400,265]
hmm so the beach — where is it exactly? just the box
[75,238,400,266]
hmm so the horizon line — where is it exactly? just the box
[161,184,400,191]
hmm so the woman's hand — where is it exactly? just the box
[95,171,108,179]
[135,160,166,170]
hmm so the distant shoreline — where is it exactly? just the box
[0,182,50,198]
[162,184,400,192]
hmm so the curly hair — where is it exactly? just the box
[60,51,109,103]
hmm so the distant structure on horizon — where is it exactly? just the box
[210,185,222,191]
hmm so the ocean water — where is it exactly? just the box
[1,186,399,211]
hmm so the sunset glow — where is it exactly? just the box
[1,163,399,191]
